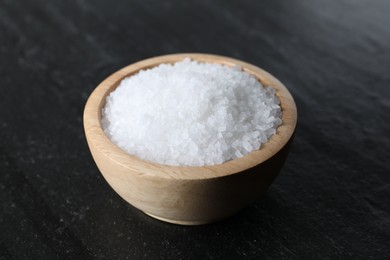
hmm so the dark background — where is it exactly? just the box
[1,0,389,259]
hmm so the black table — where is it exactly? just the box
[1,0,389,259]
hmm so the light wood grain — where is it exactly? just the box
[83,53,297,225]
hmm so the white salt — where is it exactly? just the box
[102,58,282,166]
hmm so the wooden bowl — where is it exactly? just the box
[83,53,297,225]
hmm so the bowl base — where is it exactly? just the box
[143,212,222,226]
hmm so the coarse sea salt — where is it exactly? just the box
[102,58,282,166]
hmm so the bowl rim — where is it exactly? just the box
[83,53,297,180]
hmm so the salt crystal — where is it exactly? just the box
[102,58,282,166]
[235,150,244,158]
[242,140,252,152]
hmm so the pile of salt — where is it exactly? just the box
[102,58,282,166]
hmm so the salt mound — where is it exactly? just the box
[102,58,282,166]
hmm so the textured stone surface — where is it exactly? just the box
[0,0,389,259]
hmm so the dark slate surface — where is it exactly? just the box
[1,0,389,259]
